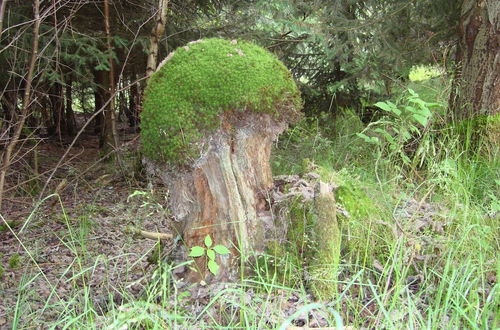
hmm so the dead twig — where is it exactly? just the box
[123,225,173,241]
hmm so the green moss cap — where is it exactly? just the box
[141,38,302,164]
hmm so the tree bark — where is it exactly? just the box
[126,73,140,128]
[146,0,169,78]
[0,0,40,210]
[450,0,500,118]
[145,112,287,282]
[101,0,120,155]
[0,0,7,37]
[65,77,76,136]
[1,89,17,138]
[49,82,65,138]
[93,70,106,136]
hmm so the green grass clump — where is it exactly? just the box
[141,38,302,165]
[8,253,21,269]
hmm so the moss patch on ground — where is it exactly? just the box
[141,38,302,165]
[320,168,393,266]
[271,166,394,298]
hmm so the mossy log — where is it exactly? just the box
[309,182,341,300]
[283,180,341,300]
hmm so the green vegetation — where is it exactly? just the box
[4,68,498,328]
[309,189,341,300]
[8,253,21,269]
[141,38,302,164]
[188,234,231,276]
[2,0,497,326]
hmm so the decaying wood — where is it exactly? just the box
[146,112,287,281]
[124,226,173,240]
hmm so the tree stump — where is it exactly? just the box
[141,38,302,281]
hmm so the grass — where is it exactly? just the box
[2,74,498,328]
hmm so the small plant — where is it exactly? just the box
[8,253,21,269]
[127,190,165,216]
[356,89,442,170]
[188,235,231,275]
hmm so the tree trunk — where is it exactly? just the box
[101,0,120,155]
[94,69,110,147]
[49,82,65,138]
[145,112,287,282]
[126,73,140,128]
[0,0,7,37]
[39,89,53,136]
[93,70,104,135]
[146,0,169,78]
[1,89,17,139]
[65,77,76,136]
[0,0,40,211]
[450,0,500,118]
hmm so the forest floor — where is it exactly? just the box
[0,132,340,328]
[0,128,161,326]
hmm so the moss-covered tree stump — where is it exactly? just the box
[141,38,302,281]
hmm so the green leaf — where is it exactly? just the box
[404,105,418,114]
[408,88,419,97]
[412,114,428,126]
[204,235,213,248]
[374,101,401,116]
[207,260,219,275]
[400,152,411,164]
[356,133,380,145]
[188,246,205,257]
[207,249,216,260]
[213,245,231,255]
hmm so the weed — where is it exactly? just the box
[188,235,231,276]
[8,253,21,269]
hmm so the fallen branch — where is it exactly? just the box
[123,225,173,240]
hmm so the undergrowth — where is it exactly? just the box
[2,74,498,329]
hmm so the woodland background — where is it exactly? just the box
[0,0,498,328]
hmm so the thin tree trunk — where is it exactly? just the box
[127,73,140,128]
[39,90,53,135]
[0,0,7,37]
[450,0,500,118]
[0,0,40,210]
[50,82,65,139]
[94,70,105,136]
[146,0,169,78]
[102,0,120,156]
[65,77,76,136]
[1,89,17,138]
[95,69,109,146]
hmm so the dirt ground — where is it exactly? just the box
[0,127,170,326]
